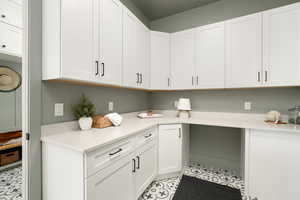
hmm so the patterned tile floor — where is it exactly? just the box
[0,166,22,200]
[139,162,245,200]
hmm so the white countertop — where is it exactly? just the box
[41,111,300,153]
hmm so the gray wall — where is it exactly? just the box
[149,88,300,114]
[42,82,149,124]
[151,0,300,32]
[190,125,242,173]
[121,0,150,27]
[0,60,21,133]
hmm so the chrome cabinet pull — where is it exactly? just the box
[192,76,194,86]
[1,44,6,48]
[197,76,199,86]
[136,156,140,170]
[132,158,136,173]
[1,14,5,18]
[167,78,170,87]
[101,63,105,77]
[257,72,261,82]
[144,133,152,139]
[95,61,99,76]
[265,70,268,82]
[140,73,143,84]
[109,148,122,156]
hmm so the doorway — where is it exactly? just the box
[0,0,28,199]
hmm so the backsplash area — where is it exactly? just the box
[149,87,300,114]
[42,82,149,125]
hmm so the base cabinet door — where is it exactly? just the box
[263,3,300,86]
[158,124,182,175]
[86,156,134,200]
[225,13,263,88]
[135,144,157,198]
[247,129,300,200]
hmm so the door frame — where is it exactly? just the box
[22,0,29,199]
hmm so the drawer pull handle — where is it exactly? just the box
[144,133,152,139]
[2,45,6,48]
[1,14,6,18]
[132,158,136,173]
[136,156,140,170]
[109,148,122,156]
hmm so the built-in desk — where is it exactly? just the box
[42,111,300,200]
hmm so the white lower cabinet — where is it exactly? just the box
[158,124,189,175]
[245,129,300,200]
[86,154,134,200]
[43,127,157,200]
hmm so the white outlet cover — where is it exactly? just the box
[244,102,251,110]
[108,101,114,112]
[54,103,64,117]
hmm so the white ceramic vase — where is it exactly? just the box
[78,117,93,130]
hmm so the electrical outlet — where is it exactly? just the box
[174,101,178,108]
[54,103,64,116]
[108,101,114,112]
[244,102,252,110]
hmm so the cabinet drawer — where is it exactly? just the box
[0,22,22,56]
[0,150,20,166]
[135,127,157,148]
[0,0,22,28]
[85,139,134,177]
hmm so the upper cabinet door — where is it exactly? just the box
[60,0,94,81]
[150,31,171,90]
[123,9,138,88]
[98,0,123,85]
[171,29,196,90]
[136,22,149,89]
[195,22,225,89]
[225,13,263,88]
[263,3,300,86]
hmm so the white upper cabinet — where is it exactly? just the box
[123,8,139,88]
[150,31,171,90]
[195,22,225,89]
[171,29,196,90]
[0,0,23,28]
[60,0,94,81]
[225,13,263,88]
[136,22,150,89]
[263,3,300,86]
[95,0,123,85]
[43,0,94,81]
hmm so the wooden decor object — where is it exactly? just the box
[92,115,113,129]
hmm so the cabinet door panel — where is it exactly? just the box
[98,0,123,85]
[171,29,195,90]
[0,22,22,56]
[196,22,225,89]
[86,158,134,200]
[263,3,300,86]
[226,13,262,88]
[248,130,300,200]
[150,31,171,90]
[158,125,182,175]
[136,23,149,88]
[135,144,156,198]
[61,0,94,81]
[123,9,138,88]
[0,0,22,28]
